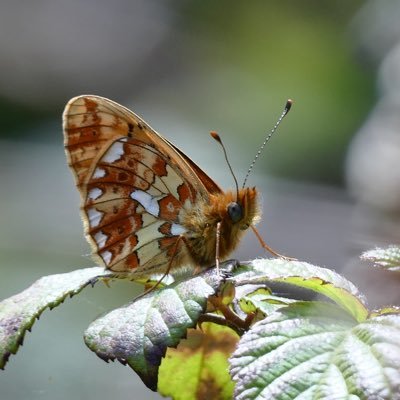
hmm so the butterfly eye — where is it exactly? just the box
[227,202,243,223]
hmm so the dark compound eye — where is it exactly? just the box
[227,202,243,223]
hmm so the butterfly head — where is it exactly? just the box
[227,202,243,224]
[236,187,260,229]
[217,187,260,232]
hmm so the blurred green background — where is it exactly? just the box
[1,1,399,399]
[0,1,374,184]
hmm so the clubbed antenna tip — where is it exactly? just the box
[210,131,222,143]
[242,98,293,189]
[210,130,240,200]
[285,99,293,113]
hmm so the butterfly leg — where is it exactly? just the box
[185,225,222,276]
[134,235,185,300]
[215,221,222,276]
[251,225,296,260]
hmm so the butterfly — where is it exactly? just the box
[63,95,291,279]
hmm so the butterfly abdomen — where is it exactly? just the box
[182,188,261,267]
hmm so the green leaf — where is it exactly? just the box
[233,259,369,322]
[370,306,400,318]
[230,302,400,400]
[0,266,108,369]
[84,267,227,391]
[158,322,238,400]
[361,246,400,272]
[239,290,297,317]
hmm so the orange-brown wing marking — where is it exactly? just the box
[63,95,207,276]
[64,95,214,197]
[81,137,196,274]
[166,139,222,194]
[64,97,135,190]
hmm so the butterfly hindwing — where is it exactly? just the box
[63,96,204,275]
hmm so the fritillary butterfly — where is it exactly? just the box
[63,95,290,279]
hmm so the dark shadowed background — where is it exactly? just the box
[1,1,400,399]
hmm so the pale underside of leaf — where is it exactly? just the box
[84,267,226,391]
[230,302,400,400]
[361,246,400,271]
[0,266,109,369]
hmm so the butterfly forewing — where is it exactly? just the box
[63,96,212,276]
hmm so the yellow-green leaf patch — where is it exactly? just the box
[233,259,369,322]
[158,322,238,400]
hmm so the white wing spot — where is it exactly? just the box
[171,223,186,236]
[88,187,103,200]
[167,202,174,212]
[87,208,103,227]
[94,231,108,248]
[131,190,160,217]
[93,168,106,178]
[101,251,112,265]
[103,142,124,163]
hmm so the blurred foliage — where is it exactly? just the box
[173,0,375,184]
[0,97,54,139]
[0,0,375,185]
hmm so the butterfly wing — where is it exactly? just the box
[63,95,220,276]
[164,139,222,195]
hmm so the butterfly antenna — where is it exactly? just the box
[210,131,240,200]
[242,99,293,189]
